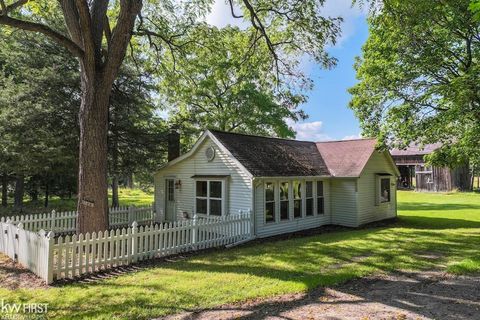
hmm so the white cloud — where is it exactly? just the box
[287,120,332,142]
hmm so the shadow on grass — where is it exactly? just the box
[398,202,480,212]
[168,271,480,320]
[397,216,480,229]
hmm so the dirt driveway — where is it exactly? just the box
[163,271,480,320]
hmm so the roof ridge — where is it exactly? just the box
[208,129,316,144]
[316,137,376,143]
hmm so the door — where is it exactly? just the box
[165,179,176,221]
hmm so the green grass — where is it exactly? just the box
[0,188,154,217]
[1,191,479,319]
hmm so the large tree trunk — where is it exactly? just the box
[1,173,7,207]
[14,174,24,210]
[76,74,112,234]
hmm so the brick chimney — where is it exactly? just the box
[167,130,180,162]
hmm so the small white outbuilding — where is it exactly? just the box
[154,130,400,238]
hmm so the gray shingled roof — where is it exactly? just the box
[210,130,330,177]
[316,139,378,177]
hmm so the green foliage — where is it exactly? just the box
[140,1,342,144]
[471,0,480,20]
[0,31,80,193]
[1,191,480,319]
[156,26,308,143]
[349,0,480,166]
[109,60,168,186]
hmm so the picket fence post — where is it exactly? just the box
[46,231,55,284]
[131,221,138,263]
[192,214,198,250]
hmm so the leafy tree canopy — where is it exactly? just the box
[349,0,480,167]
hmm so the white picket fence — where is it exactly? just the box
[4,205,155,233]
[0,211,253,284]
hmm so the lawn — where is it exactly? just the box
[0,188,154,217]
[0,191,479,319]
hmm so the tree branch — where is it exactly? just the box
[0,15,84,57]
[104,0,142,85]
[60,0,83,48]
[91,0,109,62]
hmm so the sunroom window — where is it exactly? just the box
[317,181,324,214]
[195,180,223,216]
[293,181,302,218]
[306,181,314,216]
[280,182,289,220]
[265,182,275,223]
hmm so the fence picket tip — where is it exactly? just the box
[47,230,55,238]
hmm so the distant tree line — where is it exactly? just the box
[0,31,167,211]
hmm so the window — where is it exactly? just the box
[167,180,175,201]
[265,182,275,223]
[380,178,391,203]
[195,180,224,216]
[293,181,302,218]
[306,181,313,216]
[317,181,324,214]
[280,182,289,220]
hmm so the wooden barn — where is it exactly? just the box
[391,144,471,192]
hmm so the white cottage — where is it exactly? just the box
[154,130,400,238]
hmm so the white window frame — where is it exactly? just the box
[264,182,276,223]
[194,179,226,216]
[305,181,314,216]
[293,180,302,219]
[379,177,391,203]
[316,180,325,215]
[279,181,290,221]
[166,179,175,202]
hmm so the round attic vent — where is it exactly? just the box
[205,146,215,162]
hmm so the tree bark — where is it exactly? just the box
[76,74,111,233]
[126,173,134,189]
[44,179,49,208]
[1,173,7,207]
[14,174,24,210]
[111,176,119,208]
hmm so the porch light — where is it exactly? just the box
[175,180,182,189]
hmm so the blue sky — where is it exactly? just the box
[206,0,369,141]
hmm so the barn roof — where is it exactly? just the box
[315,138,378,177]
[390,143,442,156]
[210,130,330,177]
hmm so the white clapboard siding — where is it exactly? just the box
[154,137,253,222]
